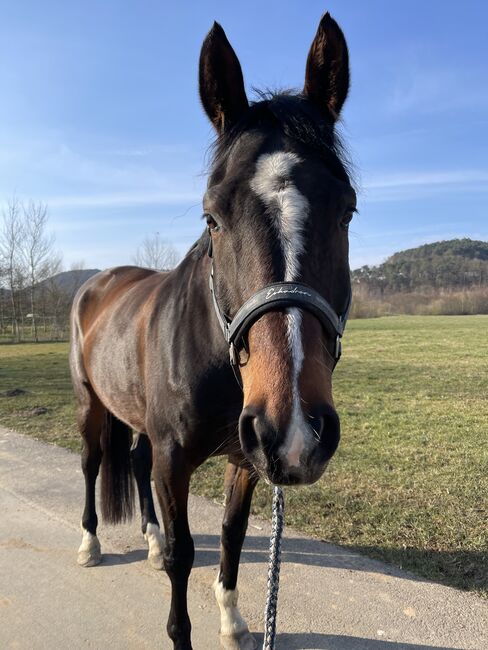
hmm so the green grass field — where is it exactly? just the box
[1,315,487,596]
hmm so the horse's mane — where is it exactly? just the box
[187,91,353,261]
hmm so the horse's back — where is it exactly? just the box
[72,266,163,334]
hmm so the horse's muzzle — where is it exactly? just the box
[239,404,340,485]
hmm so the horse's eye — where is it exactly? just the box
[205,213,221,232]
[341,207,356,230]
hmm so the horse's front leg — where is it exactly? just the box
[151,439,195,650]
[215,462,258,650]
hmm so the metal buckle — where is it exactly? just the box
[229,342,239,366]
[334,335,342,360]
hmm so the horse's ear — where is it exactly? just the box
[199,22,249,133]
[303,13,350,122]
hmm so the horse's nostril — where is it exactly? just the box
[317,406,340,459]
[309,415,325,440]
[307,405,340,460]
[239,407,260,457]
[239,407,281,466]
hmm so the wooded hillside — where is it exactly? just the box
[352,239,488,317]
[352,239,487,293]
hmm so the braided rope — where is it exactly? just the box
[263,486,285,650]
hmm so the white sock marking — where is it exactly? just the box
[214,578,250,637]
[78,528,99,554]
[144,522,164,558]
[251,152,311,467]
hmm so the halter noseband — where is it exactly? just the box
[207,234,351,370]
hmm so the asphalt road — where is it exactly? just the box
[0,426,487,650]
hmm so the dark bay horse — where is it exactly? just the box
[70,12,356,650]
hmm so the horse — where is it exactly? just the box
[70,12,356,650]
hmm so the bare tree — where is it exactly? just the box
[133,232,180,271]
[0,198,24,341]
[38,253,63,336]
[20,201,55,342]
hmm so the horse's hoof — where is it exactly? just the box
[77,530,101,567]
[148,552,165,570]
[219,631,257,650]
[77,550,101,567]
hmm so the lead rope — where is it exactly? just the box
[263,486,285,650]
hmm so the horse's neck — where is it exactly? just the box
[170,251,227,356]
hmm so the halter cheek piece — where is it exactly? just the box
[207,234,351,371]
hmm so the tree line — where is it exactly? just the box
[351,239,488,318]
[2,199,487,341]
[0,198,64,341]
[0,199,180,343]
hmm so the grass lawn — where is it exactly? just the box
[1,315,487,596]
[0,341,77,447]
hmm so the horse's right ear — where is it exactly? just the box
[303,13,350,122]
[199,22,249,133]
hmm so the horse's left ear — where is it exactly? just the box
[303,13,350,122]
[199,22,249,133]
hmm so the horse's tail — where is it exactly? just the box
[101,411,135,524]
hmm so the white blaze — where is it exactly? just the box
[251,152,311,468]
[250,152,307,282]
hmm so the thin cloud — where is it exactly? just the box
[0,136,204,200]
[47,190,202,209]
[94,143,193,158]
[363,169,488,202]
[366,169,488,189]
[350,222,468,242]
[387,65,488,115]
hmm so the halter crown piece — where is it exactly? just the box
[207,231,351,370]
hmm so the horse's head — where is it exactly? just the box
[199,14,355,485]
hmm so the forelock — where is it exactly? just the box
[209,91,352,184]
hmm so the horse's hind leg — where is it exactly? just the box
[215,462,258,650]
[130,432,164,569]
[76,386,104,567]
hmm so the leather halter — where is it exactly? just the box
[207,234,351,369]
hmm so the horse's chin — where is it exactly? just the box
[249,457,330,487]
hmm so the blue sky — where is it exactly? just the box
[0,1,486,270]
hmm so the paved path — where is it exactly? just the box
[0,426,486,650]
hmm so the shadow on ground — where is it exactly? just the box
[96,533,487,594]
[253,632,464,650]
[194,534,487,593]
[351,545,487,594]
[193,533,405,576]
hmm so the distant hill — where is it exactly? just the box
[0,269,101,299]
[39,269,101,293]
[352,239,488,293]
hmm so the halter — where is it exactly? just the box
[207,234,351,370]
